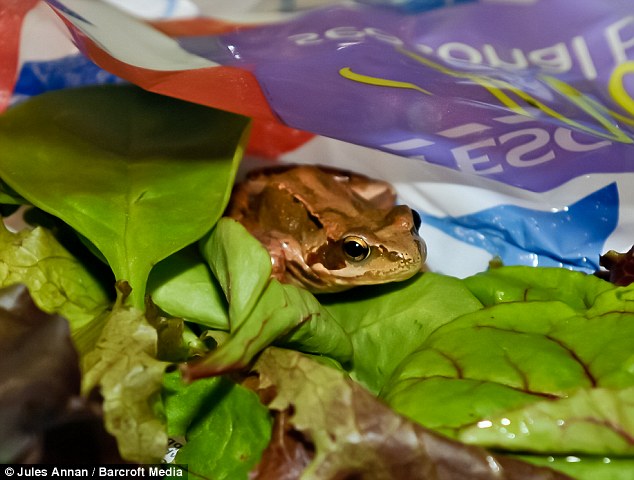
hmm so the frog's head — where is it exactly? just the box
[227,164,428,294]
[291,204,427,293]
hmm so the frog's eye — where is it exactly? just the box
[342,236,371,262]
[412,209,422,231]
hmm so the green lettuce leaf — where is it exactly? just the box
[322,273,483,393]
[382,266,634,459]
[81,284,170,463]
[184,218,352,379]
[460,386,634,455]
[0,85,250,309]
[163,370,272,480]
[463,266,613,309]
[514,455,634,480]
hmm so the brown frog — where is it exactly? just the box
[226,165,426,293]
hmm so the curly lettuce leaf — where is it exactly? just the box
[0,85,250,309]
[0,221,109,330]
[184,218,352,379]
[249,411,313,480]
[163,371,272,480]
[248,347,568,480]
[81,285,170,463]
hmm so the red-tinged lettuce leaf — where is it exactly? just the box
[162,370,272,480]
[81,284,170,463]
[382,267,634,459]
[598,246,634,286]
[0,221,110,332]
[0,284,80,462]
[250,411,313,480]
[0,85,250,309]
[248,347,569,480]
[183,218,352,379]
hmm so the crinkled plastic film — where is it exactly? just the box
[4,0,634,277]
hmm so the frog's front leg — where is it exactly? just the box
[261,234,321,290]
[265,237,289,283]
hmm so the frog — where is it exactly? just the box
[226,164,427,293]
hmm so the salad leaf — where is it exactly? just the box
[0,284,80,463]
[382,266,634,456]
[147,246,228,329]
[0,179,26,206]
[0,221,109,330]
[184,218,352,379]
[250,411,313,480]
[598,246,634,286]
[460,386,634,455]
[0,85,250,308]
[81,284,170,463]
[248,347,569,479]
[463,266,612,309]
[514,456,634,480]
[322,273,483,393]
[163,370,272,480]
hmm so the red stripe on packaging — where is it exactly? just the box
[79,33,314,158]
[0,0,39,112]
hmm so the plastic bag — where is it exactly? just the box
[4,0,634,276]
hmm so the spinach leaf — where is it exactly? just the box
[0,86,250,308]
[163,371,272,480]
[147,246,228,330]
